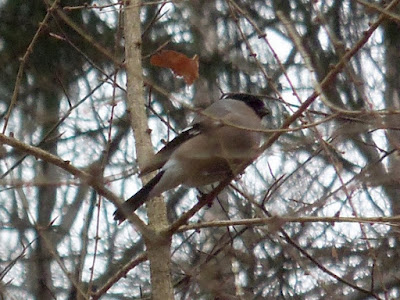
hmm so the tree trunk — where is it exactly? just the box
[123,1,174,299]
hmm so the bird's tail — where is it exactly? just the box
[113,171,164,223]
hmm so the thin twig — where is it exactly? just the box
[0,133,151,236]
[2,0,61,134]
[91,252,148,299]
[177,215,400,232]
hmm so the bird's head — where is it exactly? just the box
[222,93,270,118]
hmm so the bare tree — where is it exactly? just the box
[1,0,400,299]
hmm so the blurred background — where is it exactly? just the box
[0,0,399,299]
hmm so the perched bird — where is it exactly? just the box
[113,93,269,223]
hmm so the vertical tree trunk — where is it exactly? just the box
[383,18,400,215]
[33,92,60,300]
[123,1,174,299]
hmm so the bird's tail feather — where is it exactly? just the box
[113,171,164,223]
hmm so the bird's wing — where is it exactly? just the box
[139,123,202,176]
[140,99,262,175]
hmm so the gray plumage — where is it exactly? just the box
[114,94,268,223]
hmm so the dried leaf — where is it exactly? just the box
[150,50,199,85]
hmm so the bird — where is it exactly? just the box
[113,93,269,223]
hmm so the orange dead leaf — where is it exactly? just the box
[150,50,199,85]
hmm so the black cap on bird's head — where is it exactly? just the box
[222,93,270,118]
